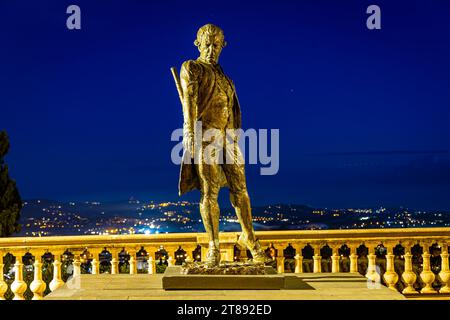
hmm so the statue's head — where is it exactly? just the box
[194,24,227,64]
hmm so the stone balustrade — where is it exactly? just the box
[0,227,449,299]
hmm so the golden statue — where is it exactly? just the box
[171,24,267,266]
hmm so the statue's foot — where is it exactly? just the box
[237,233,271,264]
[237,233,248,251]
[251,249,272,264]
[205,247,221,267]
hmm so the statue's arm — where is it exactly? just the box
[180,60,201,155]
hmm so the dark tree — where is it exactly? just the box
[0,130,22,236]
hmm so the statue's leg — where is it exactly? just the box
[222,162,256,243]
[222,139,255,243]
[197,159,221,265]
[223,143,268,263]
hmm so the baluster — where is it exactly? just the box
[293,244,303,274]
[73,254,81,277]
[184,246,196,263]
[11,252,27,300]
[383,244,399,291]
[147,256,155,274]
[276,245,285,273]
[49,251,64,292]
[439,244,450,293]
[313,244,322,273]
[110,249,119,275]
[148,247,159,274]
[90,249,101,275]
[349,244,359,273]
[331,244,340,273]
[0,261,8,300]
[294,254,303,273]
[238,244,248,262]
[167,256,174,267]
[128,249,137,274]
[200,243,208,262]
[401,244,418,294]
[420,243,437,294]
[167,246,177,266]
[366,245,380,283]
[222,244,234,262]
[30,252,46,300]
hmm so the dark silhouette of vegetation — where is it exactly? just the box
[0,130,22,237]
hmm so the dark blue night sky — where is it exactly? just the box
[1,0,450,210]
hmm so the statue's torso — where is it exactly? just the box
[197,61,234,130]
[179,58,243,196]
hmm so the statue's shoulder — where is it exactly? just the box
[180,60,203,79]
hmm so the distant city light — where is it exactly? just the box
[14,199,450,237]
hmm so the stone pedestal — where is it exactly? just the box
[162,265,315,290]
[162,266,283,290]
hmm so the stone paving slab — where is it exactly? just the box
[45,273,406,300]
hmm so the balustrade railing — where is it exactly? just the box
[1,227,450,299]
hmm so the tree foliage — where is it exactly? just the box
[0,130,22,237]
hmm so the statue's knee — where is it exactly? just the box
[201,192,219,208]
[230,189,249,207]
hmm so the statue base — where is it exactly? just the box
[162,263,311,290]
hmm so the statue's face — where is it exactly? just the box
[198,33,224,64]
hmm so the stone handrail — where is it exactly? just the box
[1,227,449,299]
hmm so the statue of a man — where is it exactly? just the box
[177,24,266,266]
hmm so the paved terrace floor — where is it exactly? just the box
[45,273,406,300]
